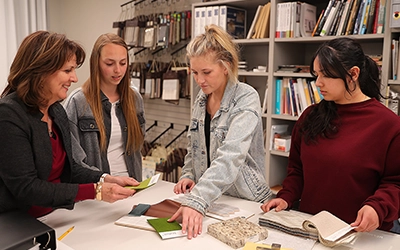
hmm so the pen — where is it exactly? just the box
[57,226,74,241]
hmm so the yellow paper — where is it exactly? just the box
[243,242,293,250]
[125,173,160,190]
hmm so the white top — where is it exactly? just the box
[107,101,128,176]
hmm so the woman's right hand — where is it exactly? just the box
[260,198,288,212]
[100,182,136,203]
[173,178,195,194]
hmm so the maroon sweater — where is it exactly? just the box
[29,125,95,218]
[278,98,400,231]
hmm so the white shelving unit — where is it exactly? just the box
[192,0,392,190]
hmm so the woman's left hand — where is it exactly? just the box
[168,206,203,239]
[350,205,379,232]
[104,175,140,187]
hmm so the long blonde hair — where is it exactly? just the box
[186,24,239,84]
[82,33,143,153]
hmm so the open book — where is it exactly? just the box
[259,210,356,247]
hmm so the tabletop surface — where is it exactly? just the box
[40,181,400,250]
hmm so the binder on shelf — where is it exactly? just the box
[212,6,220,26]
[300,2,317,37]
[194,7,202,37]
[219,5,247,39]
[0,211,56,250]
[206,6,213,26]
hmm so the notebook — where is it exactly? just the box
[0,210,56,250]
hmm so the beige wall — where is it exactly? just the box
[47,0,125,94]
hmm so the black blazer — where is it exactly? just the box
[0,92,102,213]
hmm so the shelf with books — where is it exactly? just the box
[275,33,385,42]
[191,0,271,108]
[264,0,391,189]
[189,0,391,191]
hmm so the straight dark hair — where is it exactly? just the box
[300,37,382,143]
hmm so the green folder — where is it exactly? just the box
[125,173,160,190]
[147,218,186,240]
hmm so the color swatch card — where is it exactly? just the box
[147,218,187,240]
[125,173,160,190]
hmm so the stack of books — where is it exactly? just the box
[313,0,386,37]
[275,78,323,116]
[246,3,271,39]
[275,2,317,38]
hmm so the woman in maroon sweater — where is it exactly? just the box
[261,37,400,232]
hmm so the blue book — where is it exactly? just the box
[275,79,282,114]
[360,0,372,34]
[353,0,367,34]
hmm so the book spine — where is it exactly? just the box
[345,0,362,35]
[360,0,372,34]
[247,5,262,39]
[289,79,298,116]
[372,0,381,33]
[312,9,325,36]
[320,1,339,36]
[353,0,366,34]
[212,6,220,26]
[314,0,336,36]
[376,0,386,33]
[366,0,377,33]
[276,3,281,38]
[219,6,227,33]
[329,1,345,36]
[337,0,352,35]
[275,79,282,114]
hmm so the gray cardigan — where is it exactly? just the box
[64,88,145,181]
[0,92,102,213]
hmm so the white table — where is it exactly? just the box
[41,181,400,250]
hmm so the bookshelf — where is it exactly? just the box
[191,0,392,192]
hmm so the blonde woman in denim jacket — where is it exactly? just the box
[169,24,272,239]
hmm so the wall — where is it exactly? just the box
[47,0,194,149]
[47,0,123,94]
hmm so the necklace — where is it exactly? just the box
[47,116,54,138]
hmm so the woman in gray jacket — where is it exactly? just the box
[64,33,145,181]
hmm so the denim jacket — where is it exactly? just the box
[180,82,271,215]
[64,88,146,181]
